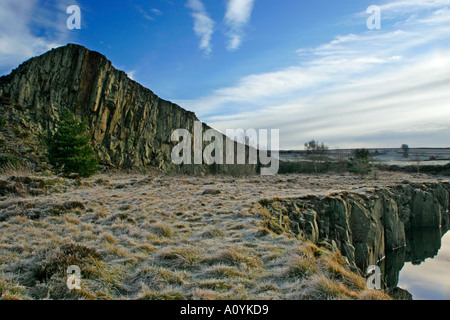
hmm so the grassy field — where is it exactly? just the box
[1,170,445,300]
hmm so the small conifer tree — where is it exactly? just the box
[47,110,98,177]
[347,148,371,175]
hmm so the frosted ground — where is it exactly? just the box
[0,171,447,300]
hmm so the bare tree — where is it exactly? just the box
[335,149,348,173]
[401,144,410,158]
[304,140,328,173]
[413,152,420,174]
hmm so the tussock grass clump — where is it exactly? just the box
[197,279,234,291]
[295,274,359,300]
[63,200,86,211]
[359,289,393,300]
[296,242,326,259]
[0,199,87,222]
[8,243,106,299]
[285,255,318,278]
[254,282,280,293]
[324,256,366,291]
[184,215,204,222]
[314,274,359,299]
[102,232,118,245]
[64,215,81,225]
[198,226,225,238]
[137,286,186,300]
[202,265,246,279]
[104,212,137,224]
[257,206,295,236]
[152,222,174,238]
[102,242,130,258]
[155,246,205,269]
[191,288,226,300]
[124,265,186,293]
[137,244,156,253]
[208,247,262,269]
[0,274,29,300]
[253,227,272,238]
[0,175,70,197]
[17,243,102,285]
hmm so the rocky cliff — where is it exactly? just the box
[260,182,450,274]
[0,44,258,174]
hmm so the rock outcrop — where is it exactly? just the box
[0,44,259,174]
[260,182,450,273]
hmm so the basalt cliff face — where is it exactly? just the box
[0,44,258,174]
[260,182,450,275]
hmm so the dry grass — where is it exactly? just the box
[137,286,187,300]
[324,256,366,291]
[124,265,186,295]
[1,171,431,300]
[0,162,35,178]
[198,226,225,238]
[202,265,246,279]
[155,246,206,269]
[0,273,29,300]
[208,247,262,269]
[152,222,174,238]
[285,255,318,279]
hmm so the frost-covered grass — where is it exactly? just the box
[1,171,434,300]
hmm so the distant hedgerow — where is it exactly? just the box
[46,110,98,177]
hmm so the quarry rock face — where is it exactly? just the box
[0,44,258,174]
[261,182,450,274]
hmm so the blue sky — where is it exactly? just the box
[1,0,450,149]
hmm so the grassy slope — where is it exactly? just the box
[2,171,440,300]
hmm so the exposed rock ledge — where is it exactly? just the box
[0,44,259,174]
[260,182,450,273]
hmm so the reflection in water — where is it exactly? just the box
[380,221,450,300]
[408,228,442,265]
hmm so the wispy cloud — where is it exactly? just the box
[0,0,78,75]
[135,6,163,21]
[178,0,450,148]
[355,0,450,20]
[224,0,256,51]
[201,52,450,149]
[379,0,450,15]
[126,70,136,81]
[186,0,214,55]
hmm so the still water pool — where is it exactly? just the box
[397,230,450,300]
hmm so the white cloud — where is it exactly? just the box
[151,8,163,16]
[202,50,450,149]
[135,6,163,21]
[224,0,256,51]
[355,0,450,19]
[380,0,450,14]
[186,0,215,55]
[178,1,450,148]
[0,0,78,75]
